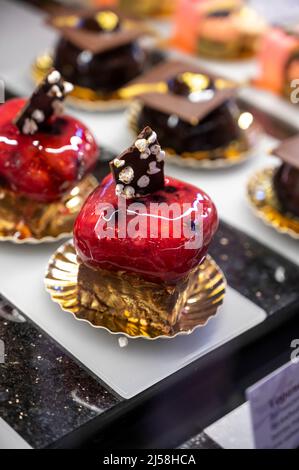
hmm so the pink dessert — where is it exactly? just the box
[0,70,98,240]
[74,127,218,332]
[255,26,299,97]
[172,0,266,59]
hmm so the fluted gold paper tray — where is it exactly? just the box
[45,240,226,340]
[32,53,130,111]
[247,167,299,239]
[128,100,258,169]
[0,175,98,244]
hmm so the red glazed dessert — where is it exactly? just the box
[0,70,98,240]
[74,127,218,332]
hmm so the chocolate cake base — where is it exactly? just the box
[137,102,248,156]
[53,38,146,94]
[77,262,200,334]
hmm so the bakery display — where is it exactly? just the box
[33,9,156,109]
[0,70,98,242]
[128,61,255,168]
[172,0,267,59]
[255,26,299,98]
[72,127,220,335]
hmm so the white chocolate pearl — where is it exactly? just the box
[115,184,124,196]
[113,158,125,168]
[22,118,38,135]
[135,138,148,153]
[119,166,134,184]
[63,81,74,94]
[48,85,63,98]
[157,150,165,162]
[137,175,150,188]
[150,144,161,155]
[147,161,160,175]
[32,109,45,123]
[47,70,61,84]
[124,186,135,198]
[147,131,157,144]
[140,148,151,159]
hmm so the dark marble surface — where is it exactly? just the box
[210,222,299,316]
[0,294,121,449]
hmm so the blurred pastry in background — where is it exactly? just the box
[172,0,267,59]
[255,25,299,99]
[33,8,160,109]
[118,0,176,17]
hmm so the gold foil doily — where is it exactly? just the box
[247,167,299,239]
[128,100,258,169]
[32,53,130,111]
[45,240,226,340]
[0,175,98,244]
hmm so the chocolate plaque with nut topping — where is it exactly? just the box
[109,126,165,199]
[127,60,236,125]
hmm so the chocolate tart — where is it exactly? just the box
[33,9,157,111]
[0,70,98,242]
[127,61,256,168]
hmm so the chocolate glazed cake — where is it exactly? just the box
[272,134,299,218]
[133,61,249,158]
[74,127,218,333]
[49,10,147,94]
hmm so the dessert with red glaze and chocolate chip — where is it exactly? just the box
[272,134,299,218]
[0,70,98,240]
[74,127,218,333]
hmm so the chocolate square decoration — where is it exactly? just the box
[47,9,147,54]
[109,127,165,199]
[128,60,236,125]
[272,134,299,169]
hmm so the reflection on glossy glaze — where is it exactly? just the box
[74,174,218,283]
[274,163,299,217]
[0,98,98,202]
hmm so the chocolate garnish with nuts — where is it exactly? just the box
[14,70,73,135]
[110,127,165,199]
